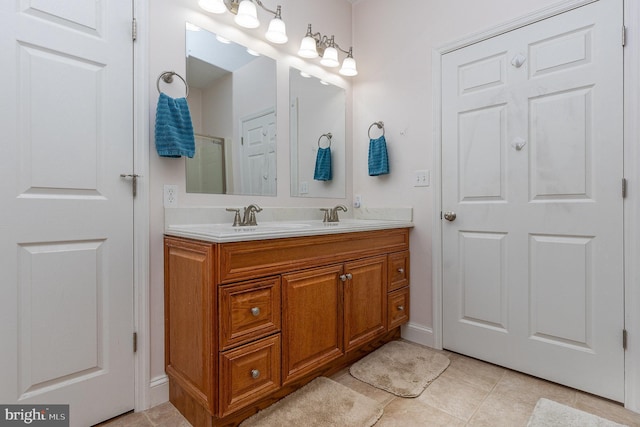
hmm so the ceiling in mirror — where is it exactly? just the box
[185,23,277,196]
[290,68,346,199]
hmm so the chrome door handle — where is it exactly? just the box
[443,211,457,222]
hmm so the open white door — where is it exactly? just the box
[441,0,624,401]
[0,1,135,425]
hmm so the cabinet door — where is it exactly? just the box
[282,264,344,385]
[164,237,215,413]
[344,255,388,352]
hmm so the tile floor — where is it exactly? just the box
[100,350,640,427]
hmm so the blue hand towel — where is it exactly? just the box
[314,147,332,181]
[368,135,389,176]
[155,93,195,158]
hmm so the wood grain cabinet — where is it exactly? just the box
[164,228,411,427]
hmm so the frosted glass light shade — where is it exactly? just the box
[235,1,259,28]
[198,0,226,13]
[298,36,319,58]
[265,18,288,44]
[339,56,358,76]
[320,46,339,67]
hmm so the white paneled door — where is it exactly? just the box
[241,110,277,196]
[0,1,135,425]
[442,0,624,401]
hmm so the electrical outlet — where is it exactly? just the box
[354,194,362,208]
[164,184,178,207]
[300,181,309,194]
[413,170,430,187]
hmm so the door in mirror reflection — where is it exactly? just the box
[289,69,346,198]
[185,23,277,195]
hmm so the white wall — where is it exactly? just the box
[149,0,353,385]
[351,0,561,344]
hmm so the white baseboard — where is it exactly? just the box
[401,322,437,349]
[149,375,169,408]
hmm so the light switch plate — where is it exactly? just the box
[413,170,430,187]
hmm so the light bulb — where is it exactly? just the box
[298,36,318,58]
[265,17,288,44]
[235,0,259,29]
[198,0,226,14]
[339,56,358,76]
[320,46,339,67]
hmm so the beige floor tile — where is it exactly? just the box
[574,392,640,427]
[415,373,489,421]
[144,402,191,426]
[467,391,537,427]
[332,372,396,406]
[492,370,576,407]
[440,354,506,392]
[97,412,153,427]
[374,397,465,427]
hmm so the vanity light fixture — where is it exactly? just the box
[298,24,358,76]
[198,0,288,44]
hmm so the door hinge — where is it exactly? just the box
[623,329,627,350]
[622,178,627,198]
[132,18,138,42]
[133,332,138,353]
[622,25,626,47]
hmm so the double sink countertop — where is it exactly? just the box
[164,207,414,243]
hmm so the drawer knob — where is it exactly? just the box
[397,305,405,311]
[251,369,260,379]
[397,268,405,274]
[250,307,260,317]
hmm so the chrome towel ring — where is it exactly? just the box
[368,121,384,139]
[156,71,189,98]
[318,132,332,149]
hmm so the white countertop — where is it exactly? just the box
[165,218,414,243]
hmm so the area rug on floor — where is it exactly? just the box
[240,377,383,427]
[349,340,450,397]
[527,398,628,427]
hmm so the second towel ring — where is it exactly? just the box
[318,133,332,149]
[157,71,189,98]
[368,121,385,139]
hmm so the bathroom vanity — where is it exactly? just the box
[164,220,411,426]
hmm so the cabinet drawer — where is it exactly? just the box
[219,334,281,417]
[388,287,410,329]
[388,251,410,292]
[219,277,281,350]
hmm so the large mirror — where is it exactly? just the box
[185,23,277,195]
[290,69,346,198]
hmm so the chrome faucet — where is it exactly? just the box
[321,204,348,223]
[226,204,262,226]
[242,204,262,226]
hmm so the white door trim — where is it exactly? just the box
[432,0,639,410]
[622,0,640,413]
[133,0,152,412]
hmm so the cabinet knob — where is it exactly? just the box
[251,369,260,379]
[250,307,260,317]
[346,273,353,280]
[340,274,347,282]
[397,268,405,274]
[397,305,404,311]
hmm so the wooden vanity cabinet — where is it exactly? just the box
[164,228,410,427]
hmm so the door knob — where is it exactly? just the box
[443,211,457,222]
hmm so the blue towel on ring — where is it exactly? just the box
[155,93,195,158]
[368,135,389,176]
[314,147,332,181]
